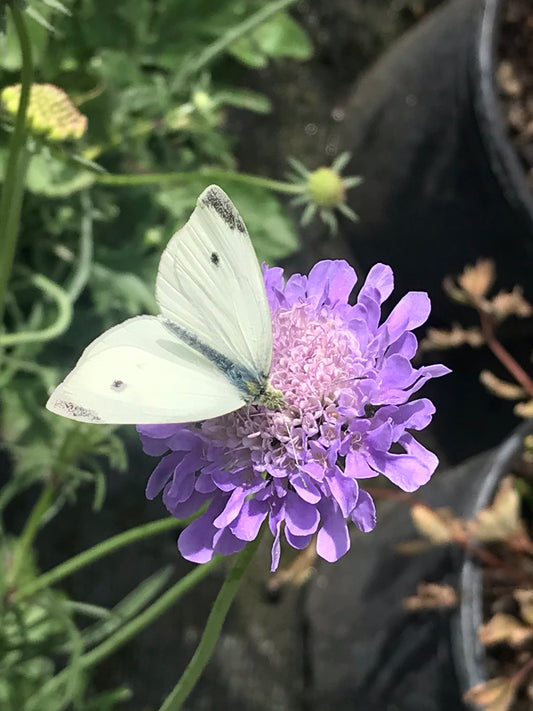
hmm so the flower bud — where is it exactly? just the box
[1,83,87,142]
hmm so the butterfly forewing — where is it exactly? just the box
[156,185,273,379]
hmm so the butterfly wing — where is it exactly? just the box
[46,316,246,424]
[156,185,273,380]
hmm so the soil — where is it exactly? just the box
[497,0,533,191]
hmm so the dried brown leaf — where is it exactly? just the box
[514,399,533,419]
[464,677,516,711]
[498,59,522,97]
[411,505,459,544]
[458,258,496,299]
[480,370,527,400]
[402,582,458,611]
[420,324,484,351]
[479,612,533,647]
[515,589,533,626]
[466,477,522,542]
[442,275,473,305]
[394,539,434,555]
[491,287,533,320]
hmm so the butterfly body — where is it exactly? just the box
[46,186,284,425]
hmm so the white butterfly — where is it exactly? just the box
[46,185,284,425]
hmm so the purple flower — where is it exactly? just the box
[139,261,450,570]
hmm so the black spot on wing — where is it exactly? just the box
[202,186,246,233]
[111,380,126,392]
[210,251,220,266]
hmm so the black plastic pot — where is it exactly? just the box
[304,421,533,711]
[318,0,533,465]
[453,420,533,703]
[336,0,533,325]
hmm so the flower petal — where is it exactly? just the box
[316,501,350,562]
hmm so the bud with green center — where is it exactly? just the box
[308,166,346,207]
[1,83,87,142]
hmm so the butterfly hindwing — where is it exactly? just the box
[46,316,246,424]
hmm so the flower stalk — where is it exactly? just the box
[29,556,224,711]
[158,537,261,711]
[0,4,33,322]
[16,516,182,600]
[95,168,304,195]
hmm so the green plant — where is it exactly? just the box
[0,1,319,708]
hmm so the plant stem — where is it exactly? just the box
[17,516,182,599]
[96,167,305,195]
[31,556,223,710]
[0,273,73,346]
[172,0,300,90]
[478,309,533,399]
[9,484,55,587]
[158,537,260,711]
[0,5,33,322]
[66,190,93,302]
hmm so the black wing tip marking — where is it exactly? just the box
[201,186,246,233]
[52,400,102,422]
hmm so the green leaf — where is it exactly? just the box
[65,567,173,653]
[0,2,50,69]
[252,12,312,59]
[90,264,158,319]
[228,11,312,66]
[26,150,95,197]
[40,0,71,15]
[226,35,268,68]
[25,5,57,33]
[216,88,271,114]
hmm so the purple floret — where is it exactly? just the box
[139,261,450,570]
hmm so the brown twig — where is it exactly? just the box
[477,308,533,399]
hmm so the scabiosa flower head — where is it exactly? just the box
[139,261,450,570]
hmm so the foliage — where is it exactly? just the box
[0,0,310,708]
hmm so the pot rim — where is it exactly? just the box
[453,420,533,706]
[474,0,533,230]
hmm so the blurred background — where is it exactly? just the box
[1,0,533,709]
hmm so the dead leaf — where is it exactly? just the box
[464,677,516,711]
[480,370,526,400]
[479,612,533,647]
[402,582,458,611]
[458,258,496,299]
[420,324,484,351]
[515,589,533,626]
[514,399,533,419]
[411,505,460,544]
[466,477,522,542]
[491,287,533,320]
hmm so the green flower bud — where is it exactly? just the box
[308,167,346,208]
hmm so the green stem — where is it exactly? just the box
[8,484,55,587]
[96,168,304,195]
[31,556,223,710]
[158,537,260,711]
[172,0,300,89]
[0,273,72,346]
[66,190,94,302]
[17,517,182,599]
[0,6,33,321]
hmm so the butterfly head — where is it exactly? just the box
[246,379,285,411]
